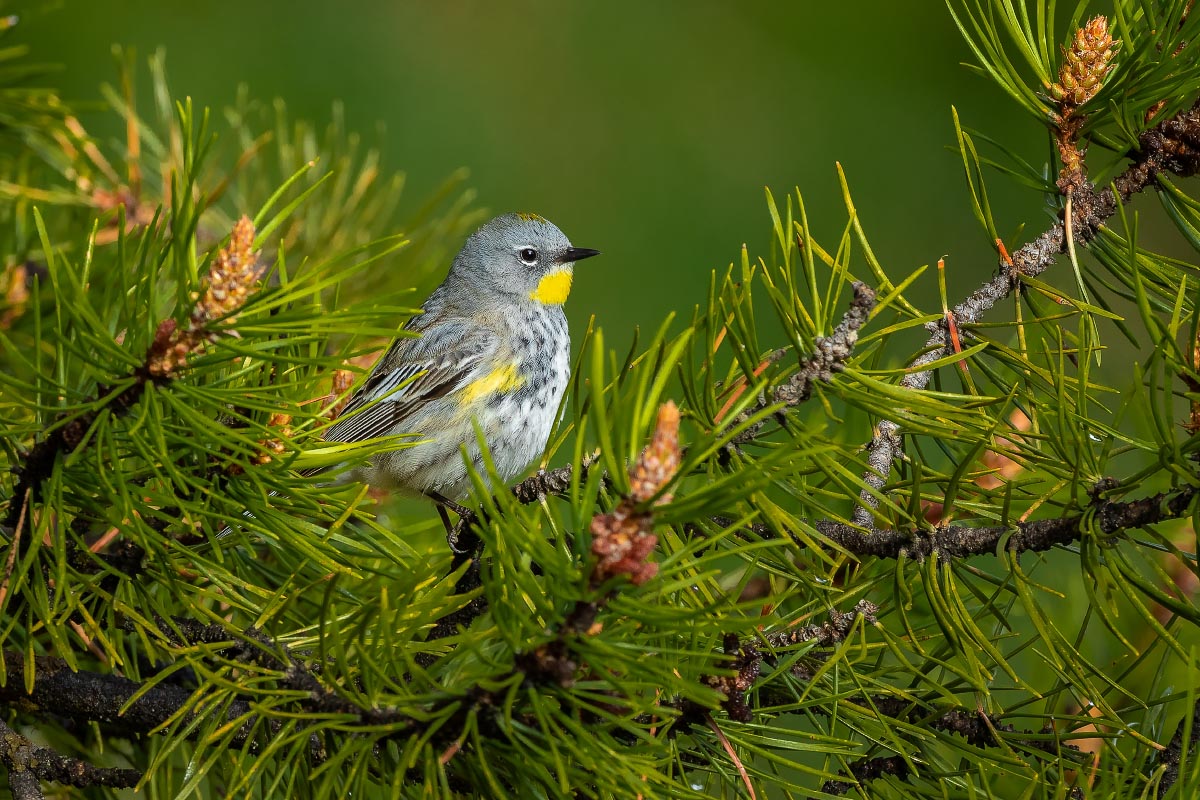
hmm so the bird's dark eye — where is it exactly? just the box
[518,247,539,265]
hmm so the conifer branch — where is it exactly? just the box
[668,602,878,729]
[745,604,1082,770]
[760,599,878,653]
[519,401,679,685]
[441,283,870,648]
[588,401,679,587]
[1,217,264,536]
[0,650,256,746]
[722,481,1197,561]
[726,281,876,447]
[145,216,263,379]
[142,616,406,730]
[53,408,679,768]
[1050,16,1119,192]
[852,96,1200,526]
[3,627,393,761]
[822,709,1088,799]
[0,718,141,794]
[1156,696,1200,798]
[821,755,910,797]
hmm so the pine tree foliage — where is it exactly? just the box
[2,1,1200,798]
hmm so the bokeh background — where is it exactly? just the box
[18,0,1065,353]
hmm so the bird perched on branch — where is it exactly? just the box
[325,213,599,532]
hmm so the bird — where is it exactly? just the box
[323,212,599,533]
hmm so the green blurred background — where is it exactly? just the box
[17,0,1059,349]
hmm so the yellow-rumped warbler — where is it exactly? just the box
[325,213,599,530]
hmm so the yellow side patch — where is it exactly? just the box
[461,363,525,405]
[530,270,573,305]
[515,212,547,223]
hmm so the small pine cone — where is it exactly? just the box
[192,216,264,329]
[1051,16,1119,108]
[588,401,682,587]
[629,401,681,504]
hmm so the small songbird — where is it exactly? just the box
[324,213,599,531]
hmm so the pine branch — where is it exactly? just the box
[147,616,405,728]
[1157,696,1200,798]
[760,599,879,652]
[819,710,1084,800]
[1,217,264,537]
[0,718,141,794]
[433,289,876,642]
[669,603,878,729]
[852,97,1200,525]
[25,408,673,776]
[715,481,1197,561]
[821,755,910,797]
[518,402,680,686]
[3,630,370,765]
[0,650,255,746]
[743,604,1082,765]
[726,281,877,447]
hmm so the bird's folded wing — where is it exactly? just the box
[325,321,495,443]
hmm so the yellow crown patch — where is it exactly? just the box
[515,212,547,224]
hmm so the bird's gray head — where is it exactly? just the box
[449,213,600,305]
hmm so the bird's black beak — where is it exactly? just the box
[560,247,601,264]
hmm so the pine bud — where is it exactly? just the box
[192,216,264,332]
[1051,16,1118,108]
[147,217,264,377]
[589,401,681,587]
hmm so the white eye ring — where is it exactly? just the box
[517,246,539,265]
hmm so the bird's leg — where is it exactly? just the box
[435,504,454,536]
[427,491,472,520]
[426,491,481,555]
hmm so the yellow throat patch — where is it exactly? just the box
[461,363,526,406]
[530,270,573,305]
